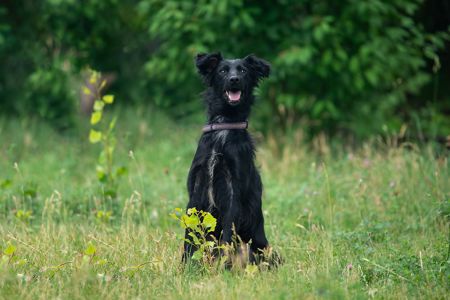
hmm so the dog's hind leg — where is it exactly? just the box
[249,216,283,267]
[183,165,208,262]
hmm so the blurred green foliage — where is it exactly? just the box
[0,0,449,139]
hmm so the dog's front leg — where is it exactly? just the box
[218,170,240,245]
[249,217,269,262]
[220,201,238,245]
[183,160,205,262]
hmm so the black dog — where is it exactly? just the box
[183,52,273,264]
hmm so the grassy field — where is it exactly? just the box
[0,108,448,299]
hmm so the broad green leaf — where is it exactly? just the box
[0,179,12,189]
[179,219,187,229]
[90,111,102,125]
[115,166,127,177]
[312,101,325,117]
[4,243,16,256]
[83,86,92,95]
[93,100,104,111]
[89,71,99,84]
[89,130,102,143]
[194,226,204,234]
[202,213,217,231]
[84,243,96,256]
[103,95,114,104]
[181,214,199,229]
[16,210,32,220]
[365,70,378,86]
[89,76,96,84]
[187,207,197,215]
[188,232,200,245]
[192,250,203,260]
[169,213,178,220]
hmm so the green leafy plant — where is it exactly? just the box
[95,210,113,224]
[0,179,12,190]
[82,242,100,265]
[21,181,38,199]
[87,70,127,198]
[15,209,33,223]
[1,243,17,266]
[0,242,27,271]
[171,207,223,263]
[170,207,280,270]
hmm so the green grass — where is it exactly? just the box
[0,108,448,299]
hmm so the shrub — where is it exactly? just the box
[141,0,449,138]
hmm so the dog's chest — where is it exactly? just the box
[205,129,252,207]
[213,129,229,146]
[201,127,254,175]
[210,129,250,155]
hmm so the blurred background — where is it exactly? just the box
[0,0,449,143]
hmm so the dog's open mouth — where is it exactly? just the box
[225,89,241,104]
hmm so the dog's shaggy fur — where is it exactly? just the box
[183,52,272,263]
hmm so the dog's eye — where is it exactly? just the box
[240,69,246,73]
[219,69,227,74]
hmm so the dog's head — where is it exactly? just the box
[196,53,270,106]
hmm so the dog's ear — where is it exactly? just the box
[244,54,271,80]
[196,52,223,77]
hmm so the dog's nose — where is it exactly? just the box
[229,76,240,84]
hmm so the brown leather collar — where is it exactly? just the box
[202,121,248,133]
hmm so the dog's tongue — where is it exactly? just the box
[227,90,241,102]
